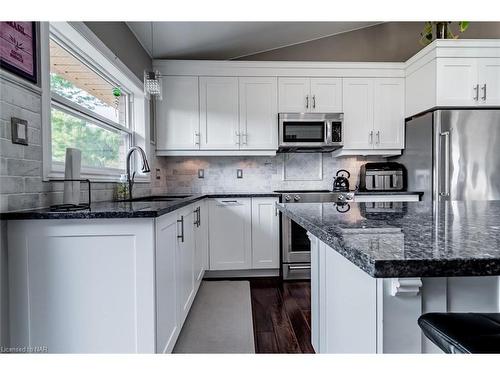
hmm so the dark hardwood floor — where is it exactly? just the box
[249,277,314,354]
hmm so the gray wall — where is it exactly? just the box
[239,22,500,62]
[84,22,152,80]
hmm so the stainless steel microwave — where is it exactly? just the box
[278,112,344,152]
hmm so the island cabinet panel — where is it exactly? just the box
[155,212,180,354]
[8,219,156,353]
[321,241,378,353]
[208,198,252,270]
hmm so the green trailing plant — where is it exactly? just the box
[420,21,470,46]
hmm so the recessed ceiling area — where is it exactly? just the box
[126,22,381,60]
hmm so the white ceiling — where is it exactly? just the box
[126,22,381,60]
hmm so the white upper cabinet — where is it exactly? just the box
[478,58,500,105]
[341,78,404,153]
[278,77,343,113]
[251,198,280,269]
[199,76,240,150]
[156,76,200,150]
[406,42,500,116]
[342,78,374,150]
[436,58,478,106]
[239,77,278,150]
[278,77,310,112]
[310,78,342,112]
[373,78,405,149]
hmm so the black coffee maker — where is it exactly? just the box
[333,169,350,192]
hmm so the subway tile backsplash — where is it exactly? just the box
[158,153,382,194]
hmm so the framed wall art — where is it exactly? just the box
[0,21,37,83]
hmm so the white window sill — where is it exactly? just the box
[46,170,151,183]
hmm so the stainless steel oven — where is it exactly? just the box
[278,113,343,152]
[278,190,354,280]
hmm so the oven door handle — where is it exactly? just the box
[288,265,311,270]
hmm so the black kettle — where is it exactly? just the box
[333,169,350,192]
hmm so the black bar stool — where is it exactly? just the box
[418,313,500,353]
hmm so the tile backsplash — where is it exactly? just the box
[158,153,382,194]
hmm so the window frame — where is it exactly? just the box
[41,22,150,183]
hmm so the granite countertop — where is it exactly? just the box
[1,192,280,220]
[277,200,500,278]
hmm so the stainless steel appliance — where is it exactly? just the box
[278,113,343,152]
[359,162,406,192]
[278,190,354,280]
[396,109,500,203]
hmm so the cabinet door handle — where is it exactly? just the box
[235,131,240,145]
[197,207,201,227]
[376,130,380,145]
[177,216,184,242]
[305,95,309,109]
[369,130,374,144]
[312,95,316,109]
[481,84,487,101]
[194,131,200,146]
[473,84,479,101]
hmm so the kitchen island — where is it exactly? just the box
[277,200,500,354]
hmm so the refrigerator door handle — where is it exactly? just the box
[439,131,451,198]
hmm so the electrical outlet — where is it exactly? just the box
[198,169,205,178]
[237,169,243,179]
[155,168,161,180]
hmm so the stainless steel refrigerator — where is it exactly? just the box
[397,109,500,202]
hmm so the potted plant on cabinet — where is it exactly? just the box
[420,21,470,45]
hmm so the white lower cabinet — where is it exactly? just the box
[209,198,252,270]
[7,197,279,354]
[208,197,279,271]
[176,205,196,324]
[194,200,209,285]
[251,197,279,269]
[155,212,180,353]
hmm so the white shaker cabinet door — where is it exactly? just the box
[342,78,374,149]
[194,200,209,284]
[436,58,478,107]
[239,77,278,150]
[310,77,342,112]
[251,197,280,269]
[373,78,405,149]
[199,76,240,150]
[176,206,196,325]
[478,58,500,106]
[155,212,180,353]
[278,77,310,112]
[156,76,200,150]
[209,198,252,270]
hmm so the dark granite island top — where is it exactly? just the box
[1,192,280,220]
[277,200,500,278]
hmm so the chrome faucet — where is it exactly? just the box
[126,146,151,200]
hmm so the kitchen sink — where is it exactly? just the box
[118,195,192,202]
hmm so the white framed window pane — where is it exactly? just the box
[51,107,129,171]
[49,38,128,127]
